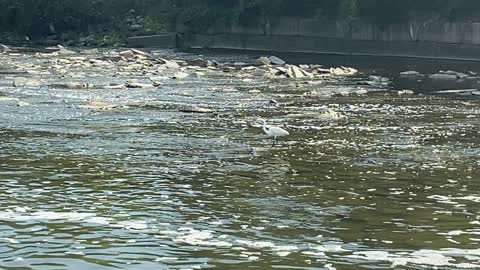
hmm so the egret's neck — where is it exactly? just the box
[262,125,269,133]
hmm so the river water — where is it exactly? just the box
[0,49,479,269]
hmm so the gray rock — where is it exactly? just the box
[269,56,286,65]
[179,105,214,113]
[190,58,208,67]
[256,57,271,66]
[429,73,458,80]
[125,82,153,88]
[233,62,247,67]
[0,44,11,53]
[400,70,421,77]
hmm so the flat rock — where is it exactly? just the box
[400,70,421,77]
[179,105,214,113]
[269,56,286,65]
[429,73,458,80]
[125,82,154,88]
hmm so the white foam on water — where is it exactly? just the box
[114,220,148,230]
[235,240,276,249]
[347,249,480,268]
[174,228,232,248]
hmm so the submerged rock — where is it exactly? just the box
[81,101,118,110]
[13,77,41,87]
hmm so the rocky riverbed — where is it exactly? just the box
[0,46,479,270]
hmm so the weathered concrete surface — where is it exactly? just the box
[176,17,480,62]
[127,33,177,48]
[184,33,480,61]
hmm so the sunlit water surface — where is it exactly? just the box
[0,50,479,270]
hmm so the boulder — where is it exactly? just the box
[190,58,208,67]
[256,56,271,66]
[119,50,135,59]
[164,60,180,69]
[269,56,286,65]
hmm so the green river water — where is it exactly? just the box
[0,49,479,269]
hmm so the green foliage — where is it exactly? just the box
[0,0,479,41]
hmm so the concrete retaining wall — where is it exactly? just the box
[179,17,480,61]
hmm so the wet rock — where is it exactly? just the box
[131,48,150,57]
[104,84,125,90]
[125,82,154,88]
[299,64,310,70]
[400,70,422,77]
[13,77,41,87]
[234,62,247,67]
[273,65,312,79]
[172,71,190,79]
[190,58,208,67]
[330,66,358,76]
[56,45,76,55]
[0,44,11,53]
[179,104,214,113]
[429,73,458,80]
[164,60,180,69]
[119,49,148,60]
[269,56,286,65]
[256,56,271,66]
[440,70,468,78]
[398,90,415,95]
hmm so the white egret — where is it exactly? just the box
[259,119,289,145]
